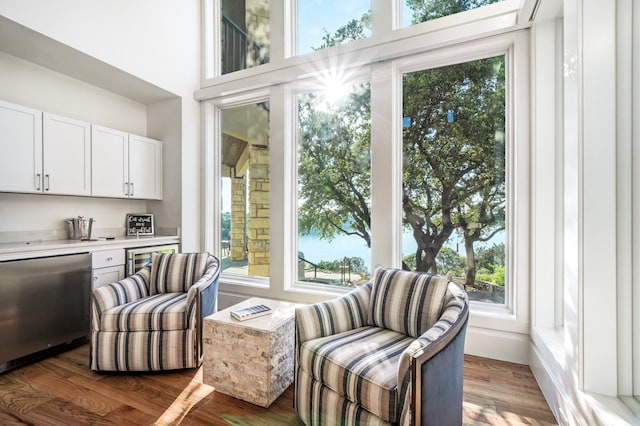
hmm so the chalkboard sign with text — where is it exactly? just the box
[126,214,154,236]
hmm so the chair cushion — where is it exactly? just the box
[99,293,188,332]
[298,326,414,422]
[149,252,210,295]
[368,267,448,338]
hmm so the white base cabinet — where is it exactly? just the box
[92,249,125,289]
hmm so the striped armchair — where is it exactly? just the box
[295,267,469,426]
[90,252,221,372]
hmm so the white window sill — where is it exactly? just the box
[586,393,640,425]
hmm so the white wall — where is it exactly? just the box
[0,50,147,134]
[530,0,640,424]
[0,0,202,249]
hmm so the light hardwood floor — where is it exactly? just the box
[0,344,557,425]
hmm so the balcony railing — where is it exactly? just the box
[221,14,268,74]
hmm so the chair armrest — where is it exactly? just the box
[185,256,221,363]
[92,265,151,311]
[186,256,221,321]
[91,265,151,330]
[397,282,469,426]
[295,282,372,344]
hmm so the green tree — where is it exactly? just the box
[221,212,231,241]
[297,0,505,286]
[476,243,505,269]
[405,0,501,25]
[402,55,505,279]
[298,84,372,247]
[435,246,466,276]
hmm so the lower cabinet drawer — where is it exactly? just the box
[92,249,124,269]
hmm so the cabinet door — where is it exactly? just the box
[91,125,129,197]
[43,113,91,196]
[128,134,162,200]
[0,100,42,193]
[92,265,124,289]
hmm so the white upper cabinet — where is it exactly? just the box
[92,126,162,200]
[0,101,91,196]
[92,125,129,197]
[0,99,161,200]
[128,134,162,200]
[42,113,91,196]
[0,100,43,193]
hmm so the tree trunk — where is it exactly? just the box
[464,234,477,287]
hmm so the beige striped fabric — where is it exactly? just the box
[294,270,466,426]
[92,266,150,311]
[368,267,448,338]
[296,282,371,344]
[149,252,210,294]
[91,328,196,371]
[296,367,392,426]
[298,326,413,422]
[90,253,221,371]
[99,293,188,332]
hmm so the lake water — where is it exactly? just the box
[298,231,423,272]
[299,230,503,273]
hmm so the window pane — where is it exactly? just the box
[221,0,270,74]
[402,55,506,304]
[402,0,503,27]
[220,102,270,278]
[297,82,371,287]
[297,0,371,55]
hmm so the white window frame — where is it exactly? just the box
[388,32,529,335]
[203,91,272,291]
[287,72,374,293]
[199,0,532,359]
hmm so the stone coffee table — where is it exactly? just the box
[202,297,303,407]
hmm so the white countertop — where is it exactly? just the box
[0,235,180,261]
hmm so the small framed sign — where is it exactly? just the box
[126,213,155,236]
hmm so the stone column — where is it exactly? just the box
[230,175,246,261]
[248,145,270,277]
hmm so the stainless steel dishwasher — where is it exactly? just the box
[0,252,92,373]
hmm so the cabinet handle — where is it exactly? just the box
[45,174,50,191]
[107,257,113,261]
[124,182,129,196]
[35,173,41,191]
[130,182,134,197]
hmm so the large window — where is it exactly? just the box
[202,0,528,329]
[219,102,270,278]
[401,55,506,304]
[296,82,372,287]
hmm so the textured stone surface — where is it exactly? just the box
[203,301,296,407]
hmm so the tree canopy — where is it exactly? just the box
[297,0,506,288]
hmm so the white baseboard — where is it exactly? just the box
[465,325,530,364]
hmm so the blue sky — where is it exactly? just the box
[297,1,413,54]
[297,0,371,54]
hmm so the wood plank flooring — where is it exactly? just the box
[0,345,557,425]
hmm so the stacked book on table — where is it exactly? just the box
[230,304,272,321]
